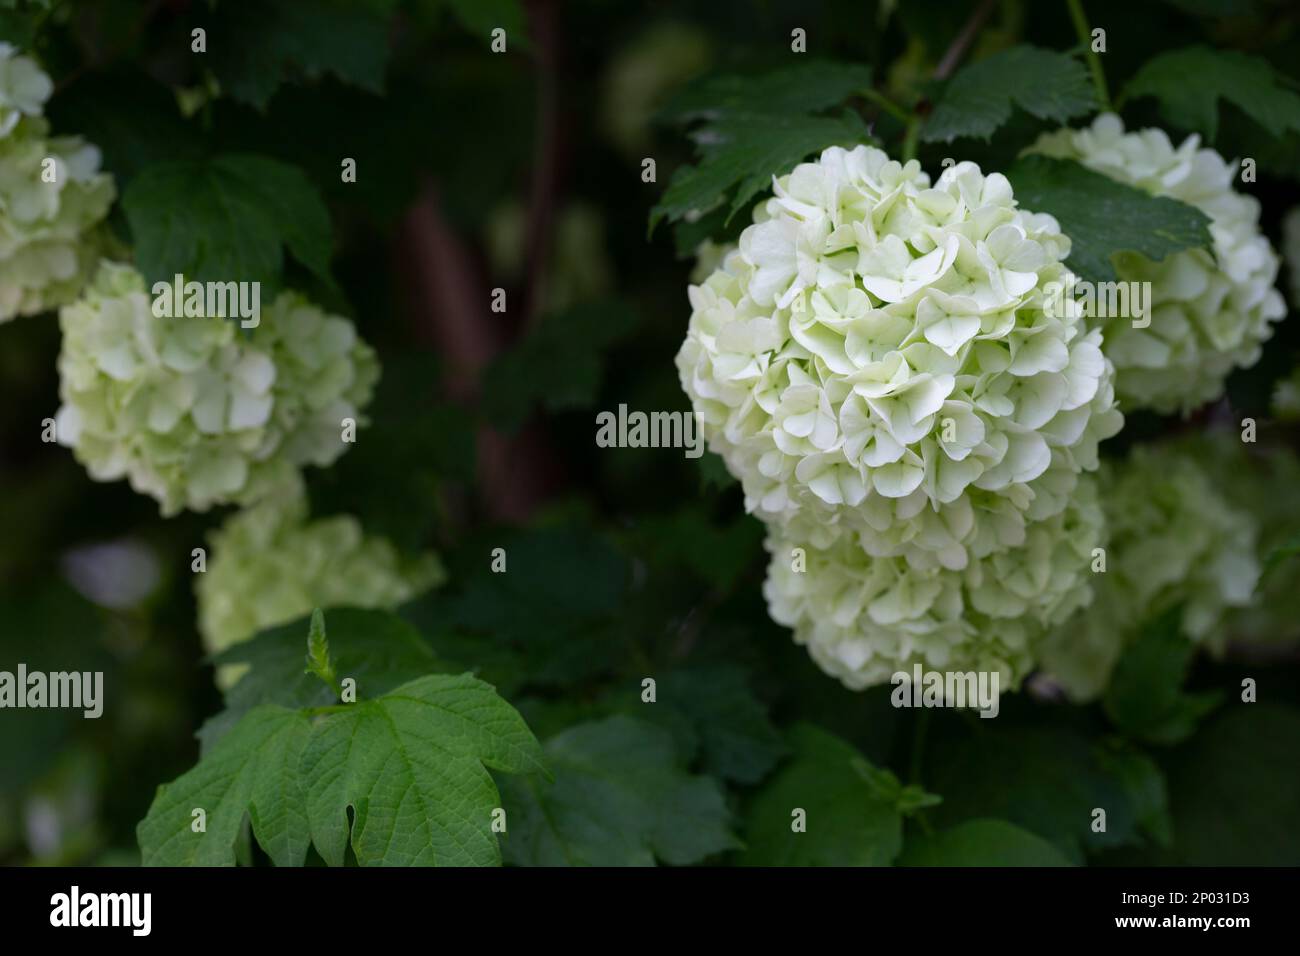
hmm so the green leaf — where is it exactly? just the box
[631,508,763,592]
[481,300,640,431]
[650,111,874,233]
[669,203,745,260]
[303,673,547,866]
[696,453,737,492]
[1155,704,1300,865]
[1103,608,1222,745]
[200,608,443,752]
[433,527,630,688]
[0,5,43,49]
[1095,746,1173,848]
[143,669,543,867]
[209,0,394,110]
[138,706,312,866]
[1123,46,1300,142]
[927,724,1173,861]
[437,0,527,45]
[738,723,902,866]
[123,154,333,289]
[47,71,204,187]
[1260,532,1300,586]
[651,60,879,238]
[900,819,1073,866]
[636,666,786,785]
[922,46,1098,143]
[1006,155,1213,282]
[660,60,873,123]
[499,715,737,866]
[852,758,942,816]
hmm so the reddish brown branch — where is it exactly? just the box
[398,185,564,523]
[519,0,562,332]
[934,0,997,81]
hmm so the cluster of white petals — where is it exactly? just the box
[1030,114,1286,414]
[763,476,1105,690]
[0,42,51,136]
[677,145,1121,574]
[55,262,378,515]
[1178,433,1299,649]
[1039,442,1259,699]
[196,488,444,684]
[0,44,114,321]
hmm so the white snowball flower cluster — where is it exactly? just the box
[763,476,1105,690]
[1030,113,1286,415]
[196,488,444,685]
[677,145,1122,574]
[0,44,115,321]
[1103,447,1260,644]
[55,262,379,515]
[1038,442,1260,699]
[676,144,1127,690]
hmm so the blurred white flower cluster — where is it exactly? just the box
[196,488,444,683]
[1039,441,1260,699]
[1031,114,1286,415]
[0,48,439,690]
[55,262,379,515]
[1189,433,1300,649]
[0,44,114,321]
[678,144,1122,688]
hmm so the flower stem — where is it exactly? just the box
[934,0,997,81]
[862,88,912,125]
[1067,0,1111,110]
[901,116,921,163]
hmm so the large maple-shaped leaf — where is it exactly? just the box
[199,608,443,753]
[1123,46,1300,142]
[738,723,902,866]
[660,60,874,123]
[923,46,1098,143]
[303,674,547,866]
[138,706,313,867]
[1006,155,1212,282]
[209,0,395,110]
[900,819,1073,866]
[650,111,874,232]
[498,715,737,866]
[123,154,333,289]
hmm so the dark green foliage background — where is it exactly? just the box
[1,0,1298,866]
